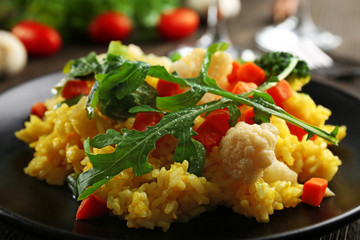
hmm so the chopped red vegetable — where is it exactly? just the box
[61,80,90,99]
[230,81,258,94]
[227,61,242,90]
[287,122,317,141]
[193,110,230,151]
[30,102,47,119]
[243,108,255,125]
[266,79,293,106]
[156,79,184,97]
[302,177,328,206]
[132,112,163,132]
[76,194,110,220]
[236,62,266,86]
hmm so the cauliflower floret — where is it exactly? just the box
[170,48,233,104]
[219,122,298,184]
[170,48,206,78]
[263,159,297,183]
[220,122,278,184]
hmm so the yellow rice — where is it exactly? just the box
[15,46,346,231]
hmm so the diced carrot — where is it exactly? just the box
[266,79,293,106]
[302,177,328,206]
[231,81,258,94]
[243,108,255,124]
[132,112,163,132]
[157,79,184,97]
[61,80,90,99]
[287,122,317,141]
[227,61,243,89]
[236,62,266,86]
[31,102,47,119]
[76,194,110,220]
[193,110,230,151]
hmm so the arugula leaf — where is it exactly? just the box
[64,52,101,78]
[78,99,230,200]
[227,103,241,127]
[156,86,205,111]
[128,105,165,114]
[53,94,84,110]
[87,58,158,120]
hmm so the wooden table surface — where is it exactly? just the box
[0,0,359,239]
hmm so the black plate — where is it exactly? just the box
[0,72,359,240]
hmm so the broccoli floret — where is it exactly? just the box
[254,52,311,91]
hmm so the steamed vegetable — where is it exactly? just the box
[72,42,339,200]
[266,79,293,106]
[254,51,311,91]
[302,177,328,206]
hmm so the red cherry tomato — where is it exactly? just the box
[158,7,200,40]
[11,20,62,57]
[88,11,132,43]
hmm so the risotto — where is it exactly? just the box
[15,42,346,231]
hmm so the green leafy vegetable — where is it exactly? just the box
[53,94,84,110]
[254,51,311,90]
[67,173,79,199]
[63,52,101,78]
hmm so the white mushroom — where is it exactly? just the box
[0,30,27,76]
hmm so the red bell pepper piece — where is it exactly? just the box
[193,110,230,151]
[157,79,184,97]
[76,194,110,220]
[31,102,47,119]
[132,112,163,132]
[243,108,255,125]
[287,122,317,141]
[61,80,90,99]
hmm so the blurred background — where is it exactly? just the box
[0,0,359,92]
[0,0,359,239]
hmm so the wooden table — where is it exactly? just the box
[0,0,359,239]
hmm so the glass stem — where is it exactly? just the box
[296,0,317,35]
[197,0,232,48]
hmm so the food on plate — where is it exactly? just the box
[15,41,346,231]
